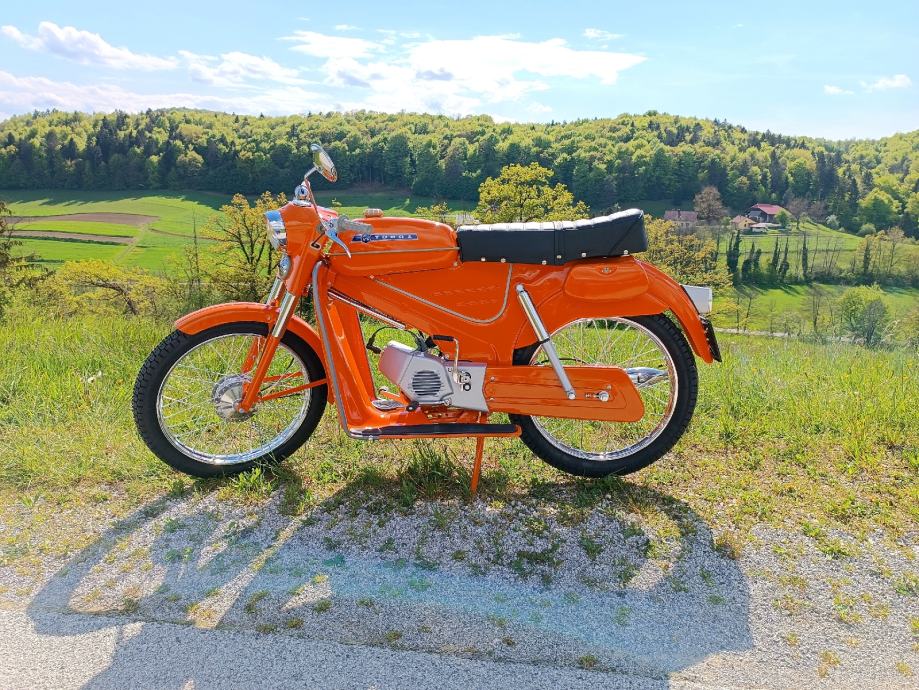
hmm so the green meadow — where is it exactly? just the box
[0,306,914,542]
[3,189,916,322]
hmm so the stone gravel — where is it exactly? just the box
[1,490,916,688]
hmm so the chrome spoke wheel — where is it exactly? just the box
[531,317,678,461]
[155,334,311,466]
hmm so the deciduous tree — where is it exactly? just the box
[474,163,588,223]
[692,185,727,223]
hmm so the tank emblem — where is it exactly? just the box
[352,233,419,243]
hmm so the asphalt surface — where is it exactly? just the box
[1,608,700,690]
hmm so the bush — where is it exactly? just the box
[644,217,730,289]
[825,214,840,230]
[839,285,889,347]
[897,305,919,351]
[40,260,172,318]
[858,223,876,237]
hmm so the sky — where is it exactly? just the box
[0,0,916,140]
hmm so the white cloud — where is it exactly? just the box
[583,28,623,41]
[0,70,324,116]
[0,21,177,71]
[297,34,645,116]
[862,74,911,92]
[823,84,853,95]
[334,24,359,31]
[180,51,302,87]
[284,30,383,59]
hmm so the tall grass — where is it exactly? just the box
[0,308,171,496]
[0,308,915,536]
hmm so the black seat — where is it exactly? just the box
[456,209,646,265]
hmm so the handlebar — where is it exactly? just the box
[321,215,374,258]
[337,217,373,234]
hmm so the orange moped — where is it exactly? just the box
[133,144,720,487]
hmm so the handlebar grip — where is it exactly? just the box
[338,217,374,234]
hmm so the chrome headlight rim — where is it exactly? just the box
[265,209,287,250]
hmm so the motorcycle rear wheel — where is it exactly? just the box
[133,322,327,478]
[509,314,697,477]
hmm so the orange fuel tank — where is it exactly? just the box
[327,216,459,277]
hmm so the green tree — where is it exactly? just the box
[725,228,742,281]
[474,163,588,223]
[643,217,730,288]
[775,210,791,228]
[414,201,451,224]
[839,285,889,347]
[0,200,46,317]
[858,189,900,229]
[204,192,286,301]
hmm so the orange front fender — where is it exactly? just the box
[174,302,328,372]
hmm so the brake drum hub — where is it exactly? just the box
[211,374,255,421]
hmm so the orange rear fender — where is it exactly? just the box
[174,301,330,381]
[522,259,715,363]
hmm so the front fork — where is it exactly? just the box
[237,276,300,413]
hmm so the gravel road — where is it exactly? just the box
[1,491,915,689]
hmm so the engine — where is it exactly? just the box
[377,341,488,411]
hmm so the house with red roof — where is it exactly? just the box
[747,203,787,223]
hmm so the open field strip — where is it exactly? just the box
[13,219,143,237]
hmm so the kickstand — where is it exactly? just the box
[470,436,486,497]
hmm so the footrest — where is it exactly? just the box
[356,423,520,439]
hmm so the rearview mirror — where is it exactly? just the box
[310,143,338,183]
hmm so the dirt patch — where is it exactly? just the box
[9,213,158,226]
[10,230,133,245]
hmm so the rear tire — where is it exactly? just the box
[132,322,327,478]
[510,314,697,477]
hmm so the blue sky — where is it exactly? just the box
[0,0,915,139]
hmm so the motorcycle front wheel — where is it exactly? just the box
[132,322,327,478]
[509,314,697,477]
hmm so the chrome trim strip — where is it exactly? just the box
[515,284,576,400]
[271,291,297,339]
[328,288,405,329]
[265,277,283,305]
[372,266,512,325]
[311,262,365,440]
[327,247,459,257]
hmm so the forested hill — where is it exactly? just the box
[1,109,917,232]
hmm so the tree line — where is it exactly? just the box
[1,108,917,236]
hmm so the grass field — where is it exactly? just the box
[0,307,915,548]
[1,189,474,270]
[15,237,127,263]
[716,283,919,332]
[15,220,139,237]
[3,189,916,318]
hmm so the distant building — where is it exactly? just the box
[663,209,698,230]
[731,215,755,230]
[747,203,787,223]
[750,222,778,233]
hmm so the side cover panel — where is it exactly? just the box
[484,365,644,422]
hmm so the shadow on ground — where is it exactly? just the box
[26,474,752,687]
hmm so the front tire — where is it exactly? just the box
[510,314,697,477]
[133,322,327,478]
